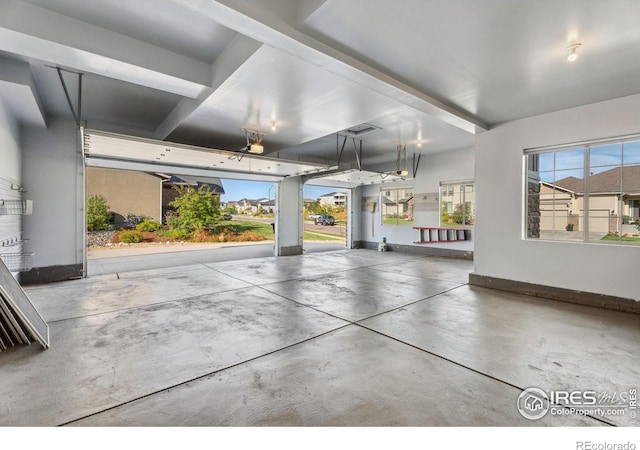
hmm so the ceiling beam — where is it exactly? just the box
[154,34,263,140]
[0,56,47,127]
[0,0,210,98]
[169,0,487,133]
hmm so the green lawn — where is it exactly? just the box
[218,220,274,239]
[600,234,640,243]
[382,218,414,225]
[219,220,345,241]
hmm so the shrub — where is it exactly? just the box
[167,185,221,236]
[118,230,142,243]
[87,194,110,231]
[158,228,190,240]
[136,218,163,232]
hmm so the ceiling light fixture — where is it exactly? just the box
[566,42,581,62]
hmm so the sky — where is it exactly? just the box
[219,179,344,202]
[535,140,640,182]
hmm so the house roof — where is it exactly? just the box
[234,198,274,206]
[165,175,225,194]
[399,196,414,204]
[553,166,640,195]
[381,196,395,205]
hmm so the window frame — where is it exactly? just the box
[524,133,640,245]
[439,180,475,228]
[380,186,414,226]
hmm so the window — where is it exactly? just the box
[525,137,640,244]
[381,187,414,225]
[440,182,475,227]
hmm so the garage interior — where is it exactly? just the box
[1,0,640,432]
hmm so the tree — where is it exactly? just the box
[87,194,110,231]
[441,202,451,224]
[452,202,473,225]
[167,184,221,236]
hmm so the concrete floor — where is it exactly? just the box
[1,248,639,426]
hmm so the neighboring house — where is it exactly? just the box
[319,192,346,207]
[259,199,275,214]
[87,167,224,226]
[235,198,256,214]
[380,188,414,219]
[235,198,274,214]
[87,167,163,225]
[539,166,640,233]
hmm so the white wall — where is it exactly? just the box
[0,100,20,178]
[21,116,83,271]
[475,93,640,301]
[361,147,475,246]
[0,100,22,269]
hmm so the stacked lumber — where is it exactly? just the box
[0,258,49,352]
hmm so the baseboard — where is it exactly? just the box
[278,245,302,256]
[353,241,473,260]
[20,264,83,285]
[469,273,640,315]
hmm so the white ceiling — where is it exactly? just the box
[2,0,640,172]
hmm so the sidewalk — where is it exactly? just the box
[87,241,347,276]
[87,240,275,259]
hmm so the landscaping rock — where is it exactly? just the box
[87,230,117,247]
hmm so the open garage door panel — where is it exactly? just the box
[83,129,332,181]
[306,169,407,188]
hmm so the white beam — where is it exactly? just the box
[0,57,46,127]
[154,34,263,139]
[0,0,210,98]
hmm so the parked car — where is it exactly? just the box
[315,214,335,226]
[222,213,232,220]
